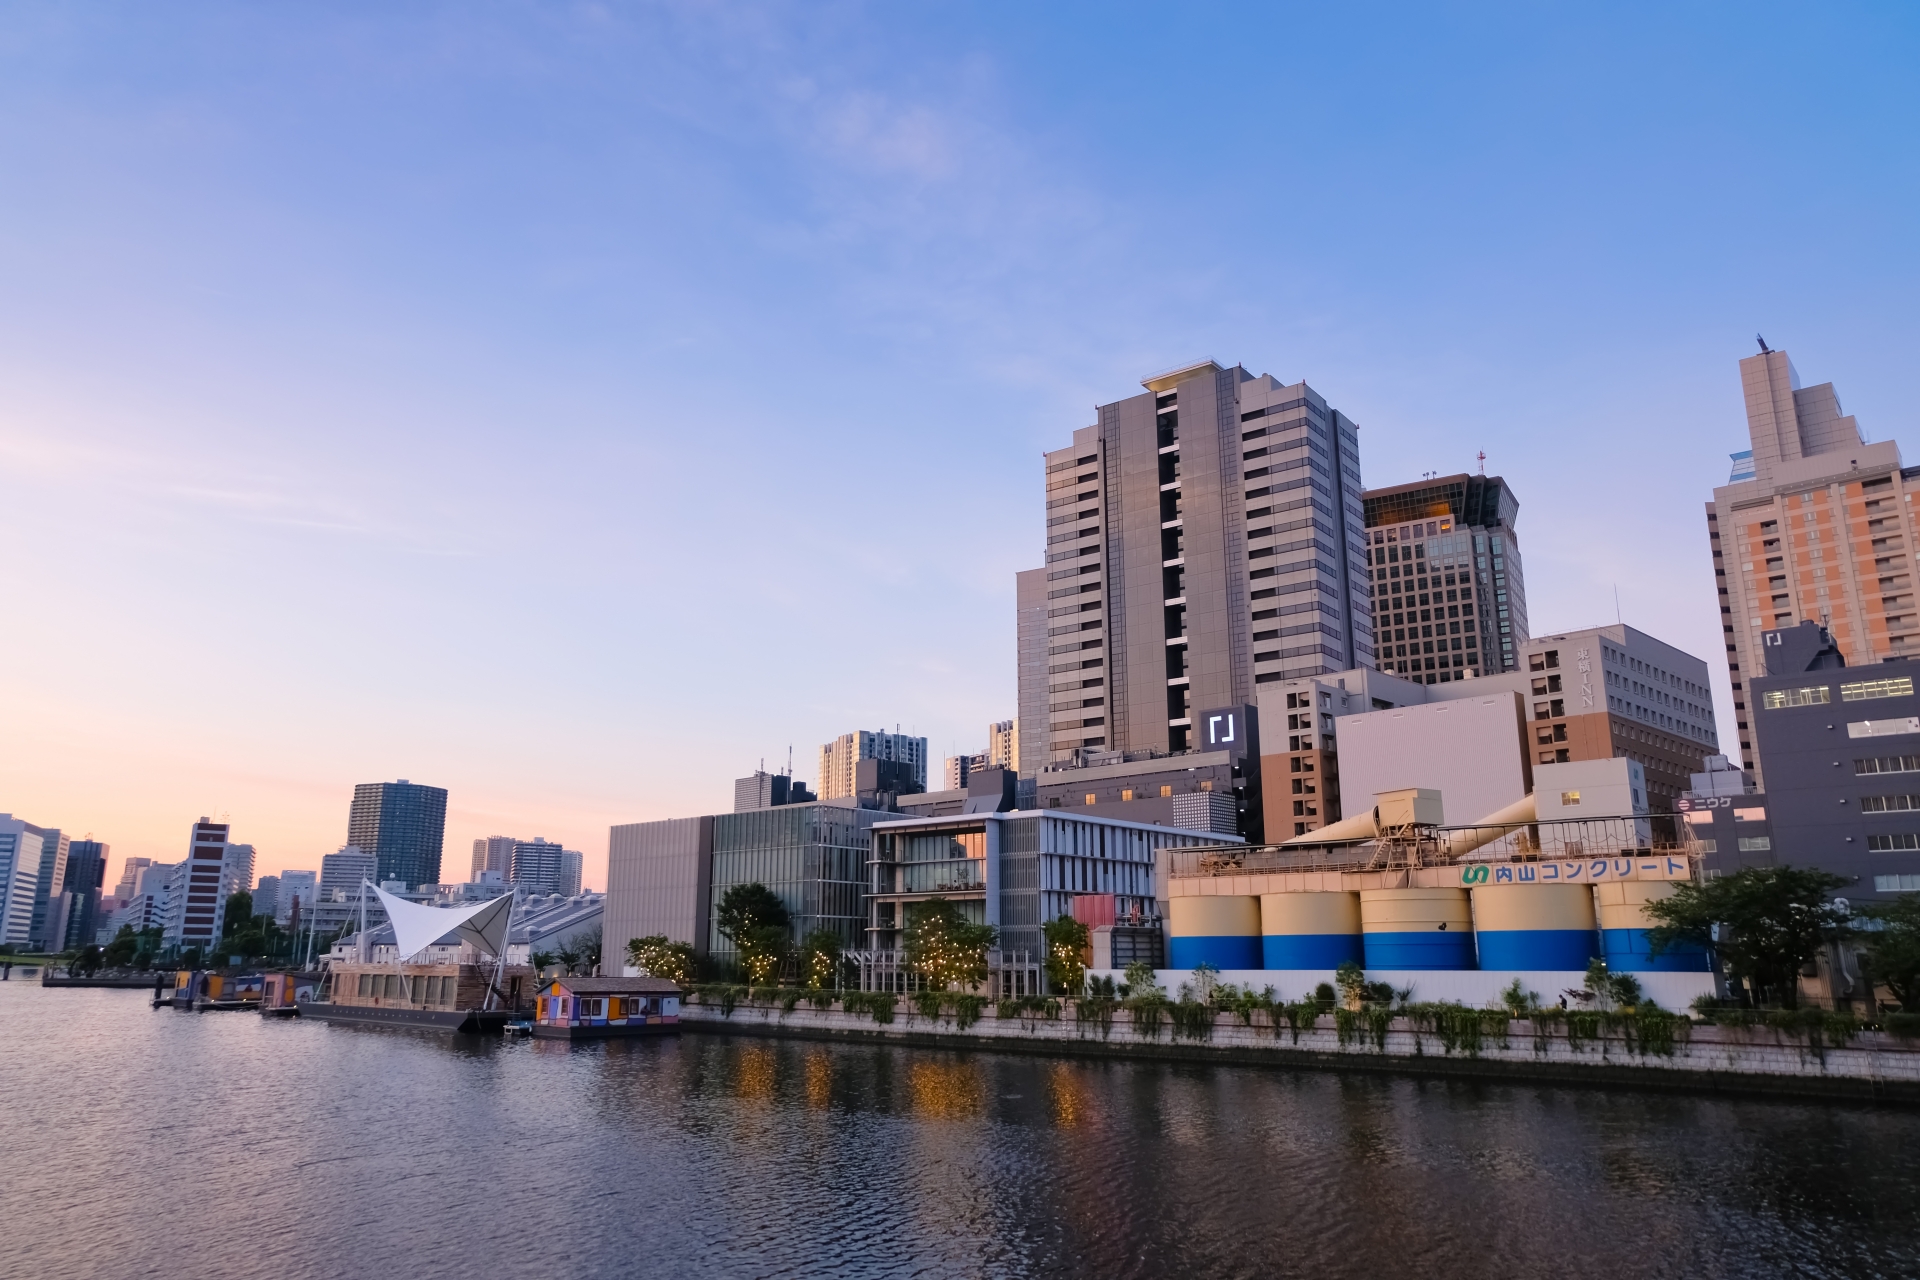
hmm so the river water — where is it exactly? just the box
[5,982,1918,1280]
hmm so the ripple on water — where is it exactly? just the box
[3,983,1919,1280]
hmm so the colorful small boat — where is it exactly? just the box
[532,976,682,1040]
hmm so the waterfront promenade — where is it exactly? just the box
[679,989,1920,1104]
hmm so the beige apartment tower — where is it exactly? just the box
[1708,342,1912,784]
[1015,359,1373,774]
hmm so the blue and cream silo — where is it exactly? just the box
[1470,883,1600,971]
[1596,881,1710,972]
[1167,895,1262,970]
[1259,892,1363,968]
[1358,887,1475,969]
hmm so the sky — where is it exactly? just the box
[2,2,1917,895]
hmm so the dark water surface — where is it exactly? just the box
[5,983,1919,1280]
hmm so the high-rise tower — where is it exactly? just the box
[1708,342,1909,784]
[1017,360,1371,770]
[346,780,448,889]
[1363,473,1528,682]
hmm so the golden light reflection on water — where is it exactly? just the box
[804,1050,832,1109]
[735,1044,777,1101]
[1048,1061,1090,1128]
[906,1059,984,1119]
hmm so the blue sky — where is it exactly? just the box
[2,3,1916,886]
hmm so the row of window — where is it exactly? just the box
[1763,676,1915,710]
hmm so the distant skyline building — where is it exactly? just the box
[1362,472,1528,682]
[253,874,281,922]
[276,869,317,925]
[471,835,515,880]
[1015,360,1371,775]
[818,731,929,801]
[24,824,70,953]
[560,848,583,898]
[59,839,109,950]
[164,819,251,952]
[732,771,815,812]
[347,779,448,889]
[509,839,566,895]
[1708,342,1913,785]
[0,816,43,948]
[986,719,1017,772]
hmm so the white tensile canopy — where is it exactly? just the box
[371,883,515,962]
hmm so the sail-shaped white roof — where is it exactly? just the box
[370,883,514,961]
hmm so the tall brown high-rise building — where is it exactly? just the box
[1015,359,1372,774]
[1708,341,1910,785]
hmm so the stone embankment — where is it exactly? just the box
[680,994,1920,1104]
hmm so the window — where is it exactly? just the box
[1861,795,1920,812]
[1734,807,1767,822]
[1762,686,1830,709]
[1868,834,1920,851]
[1856,756,1920,775]
[1084,794,1096,805]
[1159,785,1172,797]
[1876,874,1920,892]
[1695,840,1718,853]
[1200,780,1214,792]
[1561,791,1581,806]
[1121,789,1135,801]
[1737,837,1772,852]
[1843,677,1914,702]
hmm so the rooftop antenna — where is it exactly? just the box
[1757,334,1771,354]
[1614,584,1622,625]
[1477,451,1486,476]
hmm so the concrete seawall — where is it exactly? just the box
[680,998,1920,1104]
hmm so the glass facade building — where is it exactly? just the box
[867,811,1225,958]
[347,780,449,889]
[706,804,880,963]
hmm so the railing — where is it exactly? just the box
[847,949,1043,998]
[1171,815,1695,878]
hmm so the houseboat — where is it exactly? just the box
[533,976,682,1040]
[260,970,324,1017]
[297,882,530,1034]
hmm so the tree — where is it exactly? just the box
[554,936,584,976]
[102,925,139,970]
[1858,893,1920,1009]
[531,949,558,974]
[737,925,788,984]
[627,935,697,985]
[67,946,104,978]
[1042,915,1090,994]
[905,898,995,990]
[715,883,790,944]
[799,927,843,988]
[221,892,253,939]
[1644,866,1851,1008]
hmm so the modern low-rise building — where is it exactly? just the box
[1256,624,1717,837]
[864,809,1233,960]
[1743,620,1920,900]
[1030,703,1260,838]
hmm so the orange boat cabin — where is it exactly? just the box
[533,976,681,1039]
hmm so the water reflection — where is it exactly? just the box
[5,985,1920,1280]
